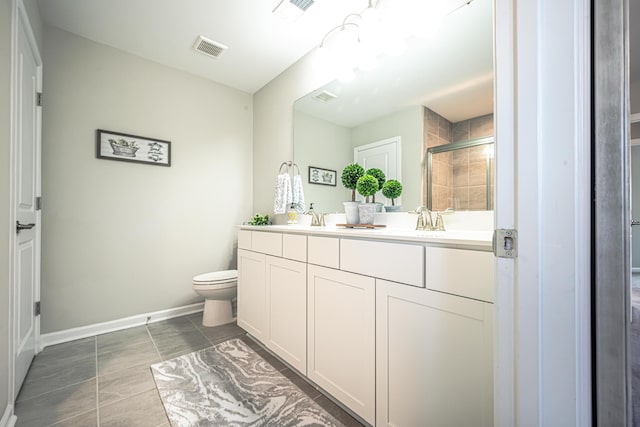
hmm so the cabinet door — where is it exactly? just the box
[376,279,493,427]
[237,249,266,342]
[265,256,307,374]
[307,265,375,425]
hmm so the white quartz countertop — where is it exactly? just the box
[238,224,493,251]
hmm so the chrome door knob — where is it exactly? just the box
[16,221,36,233]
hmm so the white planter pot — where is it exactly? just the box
[343,201,361,224]
[384,205,402,212]
[358,203,377,224]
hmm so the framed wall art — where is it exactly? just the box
[96,129,171,167]
[308,166,337,186]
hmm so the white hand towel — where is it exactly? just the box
[273,173,293,214]
[292,174,306,213]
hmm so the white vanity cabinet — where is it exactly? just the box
[265,255,307,373]
[307,264,376,425]
[237,230,308,373]
[238,227,494,427]
[376,278,494,427]
[237,249,267,342]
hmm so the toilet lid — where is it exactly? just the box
[193,269,237,283]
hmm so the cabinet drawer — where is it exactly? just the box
[237,229,252,250]
[283,234,307,262]
[308,236,339,269]
[252,231,282,257]
[340,239,424,287]
[425,247,494,302]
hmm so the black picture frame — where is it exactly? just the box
[96,129,171,167]
[308,166,337,186]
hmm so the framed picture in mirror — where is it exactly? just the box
[308,166,336,186]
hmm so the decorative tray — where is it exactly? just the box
[336,224,387,229]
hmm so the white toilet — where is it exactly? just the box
[192,269,238,327]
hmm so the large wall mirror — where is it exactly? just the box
[293,0,494,214]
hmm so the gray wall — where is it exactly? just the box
[41,26,253,333]
[293,111,352,213]
[253,50,334,214]
[1,0,11,416]
[350,106,423,210]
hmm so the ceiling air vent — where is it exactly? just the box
[313,90,337,102]
[193,36,227,59]
[289,0,315,12]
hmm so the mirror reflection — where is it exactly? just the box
[427,136,494,211]
[293,0,494,213]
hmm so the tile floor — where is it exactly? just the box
[15,313,364,427]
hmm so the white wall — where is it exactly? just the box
[294,111,352,213]
[253,50,334,214]
[351,106,423,210]
[1,0,12,418]
[40,26,253,333]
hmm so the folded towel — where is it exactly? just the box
[274,173,293,214]
[292,174,306,213]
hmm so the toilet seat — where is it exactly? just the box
[193,269,237,285]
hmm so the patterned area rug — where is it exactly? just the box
[151,338,344,427]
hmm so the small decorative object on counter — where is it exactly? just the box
[247,213,270,226]
[341,163,365,224]
[287,203,298,224]
[356,174,379,224]
[382,180,403,212]
[365,168,386,212]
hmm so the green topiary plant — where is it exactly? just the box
[382,180,403,206]
[356,174,379,203]
[341,163,365,202]
[365,168,386,203]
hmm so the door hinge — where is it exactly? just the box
[493,229,518,258]
[36,196,42,211]
[34,301,41,316]
[36,92,43,107]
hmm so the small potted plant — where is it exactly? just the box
[382,179,403,212]
[341,163,365,224]
[356,174,379,224]
[365,168,386,212]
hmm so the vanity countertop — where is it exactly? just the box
[238,224,493,251]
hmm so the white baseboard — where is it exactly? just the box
[40,303,204,350]
[0,404,16,427]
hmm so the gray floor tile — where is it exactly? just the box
[97,325,152,355]
[18,355,96,402]
[185,312,203,325]
[97,340,160,376]
[26,338,95,380]
[14,379,96,427]
[99,389,168,427]
[98,364,157,406]
[49,410,97,427]
[147,317,198,338]
[153,329,210,359]
[199,322,245,345]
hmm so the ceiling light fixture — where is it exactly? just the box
[317,0,475,83]
[273,0,315,22]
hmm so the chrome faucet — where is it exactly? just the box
[415,206,434,231]
[306,203,325,227]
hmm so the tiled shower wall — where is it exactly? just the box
[424,108,494,211]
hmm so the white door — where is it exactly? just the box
[12,6,42,395]
[354,136,401,205]
[237,249,267,342]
